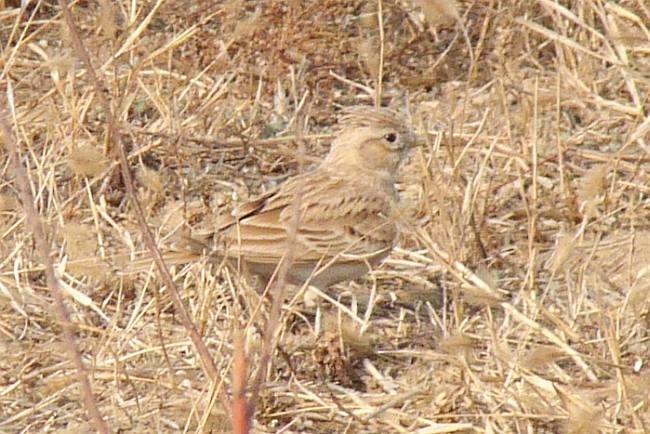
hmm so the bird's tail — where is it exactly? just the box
[120,249,203,274]
[117,232,212,274]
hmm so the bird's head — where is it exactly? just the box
[325,106,418,178]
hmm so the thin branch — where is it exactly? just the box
[130,127,333,149]
[246,110,307,421]
[57,0,221,382]
[0,108,110,434]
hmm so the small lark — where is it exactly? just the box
[143,106,417,289]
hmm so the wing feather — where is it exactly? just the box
[211,168,397,265]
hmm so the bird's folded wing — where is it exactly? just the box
[210,187,282,232]
[218,176,395,264]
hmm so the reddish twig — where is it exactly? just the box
[232,329,249,434]
[0,108,110,434]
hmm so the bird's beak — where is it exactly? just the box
[405,129,420,149]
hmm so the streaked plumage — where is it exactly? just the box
[138,106,417,288]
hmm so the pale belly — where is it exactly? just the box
[246,248,391,289]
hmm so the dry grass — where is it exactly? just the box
[1,0,649,432]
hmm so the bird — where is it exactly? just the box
[131,106,417,290]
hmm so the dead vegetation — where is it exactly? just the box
[1,0,649,432]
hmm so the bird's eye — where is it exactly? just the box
[384,133,397,143]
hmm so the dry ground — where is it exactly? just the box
[1,0,650,433]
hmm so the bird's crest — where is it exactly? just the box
[338,106,407,133]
